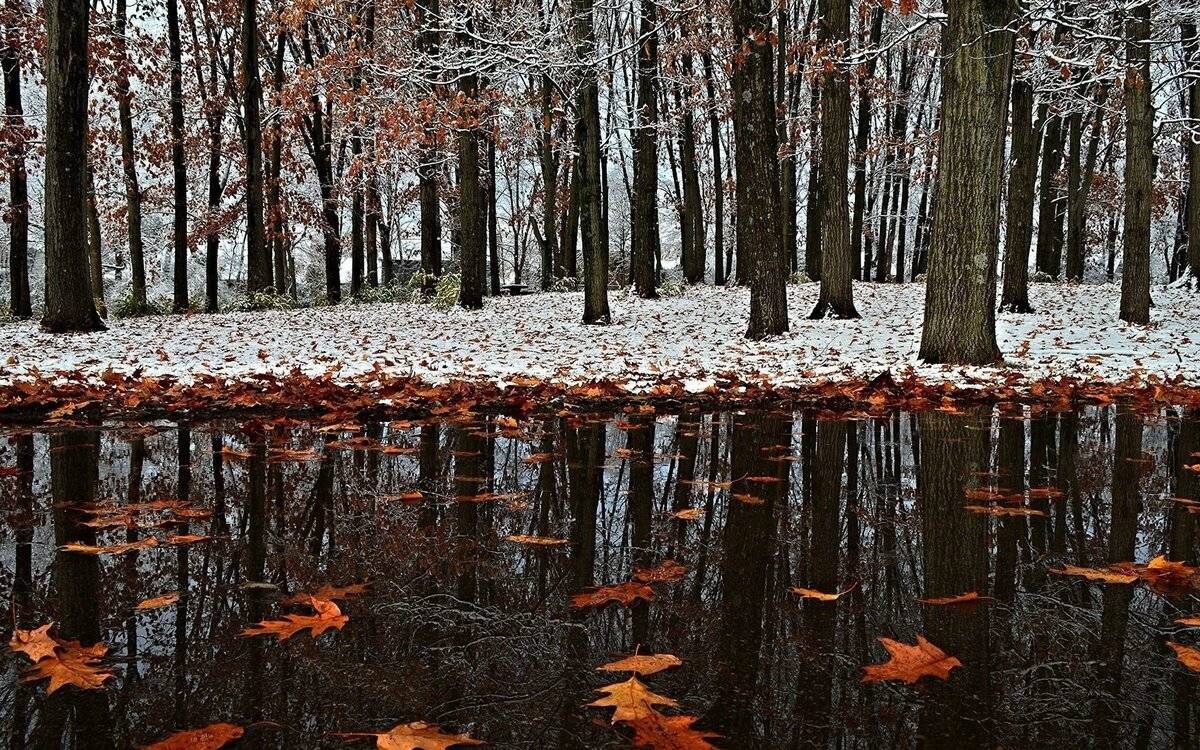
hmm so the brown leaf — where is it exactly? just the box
[280,583,370,606]
[570,582,655,609]
[918,591,993,606]
[964,505,1047,517]
[670,508,704,521]
[141,723,244,750]
[240,596,349,641]
[373,721,484,750]
[60,537,159,555]
[791,584,855,602]
[504,534,569,547]
[588,676,678,722]
[598,653,683,676]
[22,641,114,694]
[633,560,687,584]
[1168,642,1200,672]
[1050,565,1138,584]
[9,624,59,662]
[861,636,962,685]
[625,711,720,750]
[136,592,180,610]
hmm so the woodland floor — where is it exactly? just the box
[2,282,1196,400]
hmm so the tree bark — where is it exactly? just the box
[701,33,725,285]
[1066,96,1105,282]
[242,0,269,293]
[1120,1,1152,324]
[538,71,558,289]
[2,0,30,317]
[168,0,188,310]
[918,0,1014,364]
[113,0,145,310]
[300,26,341,303]
[1000,78,1039,312]
[850,4,883,283]
[41,0,103,332]
[810,0,857,318]
[1183,23,1200,283]
[732,0,787,338]
[574,0,609,323]
[85,167,106,316]
[803,78,822,282]
[679,53,705,285]
[1034,116,1065,278]
[457,53,485,309]
[630,0,659,297]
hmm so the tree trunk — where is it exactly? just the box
[1183,22,1200,283]
[1034,116,1064,278]
[85,167,106,317]
[457,62,485,309]
[242,0,269,294]
[679,54,705,285]
[204,85,223,312]
[113,0,144,310]
[539,71,558,289]
[41,0,103,332]
[811,0,858,318]
[630,0,659,297]
[1066,96,1105,282]
[850,4,883,284]
[574,0,609,323]
[300,27,341,303]
[2,0,30,317]
[918,0,1014,364]
[487,133,500,294]
[702,34,724,285]
[168,0,188,310]
[268,32,288,294]
[803,78,822,281]
[1000,78,1039,312]
[1120,2,1152,324]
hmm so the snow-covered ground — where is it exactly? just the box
[1,282,1196,395]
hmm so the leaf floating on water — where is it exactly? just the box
[963,505,1047,517]
[918,591,993,606]
[1134,555,1200,595]
[861,636,962,685]
[791,583,855,602]
[165,534,212,545]
[141,723,244,750]
[369,721,484,750]
[670,508,704,521]
[1176,616,1200,626]
[136,592,180,610]
[504,534,569,547]
[588,676,678,723]
[9,624,60,662]
[240,596,349,641]
[598,653,683,676]
[570,582,655,609]
[625,712,720,750]
[1026,486,1065,499]
[60,537,159,555]
[633,560,687,584]
[22,640,114,694]
[1050,565,1138,584]
[1168,642,1200,672]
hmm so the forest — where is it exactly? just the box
[2,0,1199,366]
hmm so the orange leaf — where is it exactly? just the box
[240,596,349,641]
[918,591,992,606]
[670,508,704,521]
[1050,565,1138,584]
[137,592,180,610]
[625,711,720,749]
[598,653,683,676]
[504,534,569,547]
[1168,642,1200,672]
[861,636,961,684]
[60,537,159,555]
[633,560,687,584]
[371,721,484,750]
[141,723,244,750]
[570,582,655,609]
[22,641,114,694]
[791,584,855,602]
[588,676,678,722]
[9,624,59,662]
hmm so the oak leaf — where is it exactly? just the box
[670,508,704,521]
[9,624,59,662]
[141,723,244,750]
[598,653,683,676]
[918,591,992,606]
[861,636,961,685]
[22,641,114,693]
[281,583,370,606]
[373,721,484,750]
[570,582,655,609]
[791,584,855,602]
[1050,565,1137,584]
[589,676,678,722]
[504,534,569,547]
[1168,642,1200,672]
[633,560,687,584]
[136,592,180,610]
[626,712,720,750]
[60,537,159,555]
[240,596,349,641]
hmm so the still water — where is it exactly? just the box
[0,405,1197,748]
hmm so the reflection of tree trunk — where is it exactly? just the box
[705,413,788,748]
[627,415,655,647]
[34,432,114,750]
[916,411,990,748]
[670,411,700,557]
[1170,412,1198,564]
[455,427,486,603]
[994,417,1025,603]
[792,419,845,746]
[10,434,36,745]
[174,428,191,724]
[1092,406,1142,743]
[243,439,267,741]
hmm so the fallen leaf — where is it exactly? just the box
[1168,642,1200,672]
[60,537,159,555]
[633,560,687,584]
[136,593,180,610]
[280,583,370,606]
[504,534,569,546]
[625,712,720,750]
[570,582,655,609]
[918,591,993,606]
[589,676,678,722]
[240,596,349,641]
[791,584,855,602]
[141,723,244,750]
[22,641,114,693]
[9,624,59,662]
[964,505,1047,517]
[598,653,683,676]
[670,508,704,521]
[1050,565,1138,584]
[861,636,962,685]
[373,721,484,750]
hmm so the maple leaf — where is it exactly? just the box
[240,596,349,641]
[861,636,962,685]
[371,721,484,750]
[9,624,60,662]
[141,723,244,750]
[570,582,655,609]
[22,641,114,694]
[626,711,720,750]
[1168,642,1200,672]
[504,534,569,546]
[1050,565,1138,584]
[598,653,683,676]
[589,676,678,722]
[918,591,993,606]
[137,592,180,610]
[791,584,855,602]
[633,560,687,584]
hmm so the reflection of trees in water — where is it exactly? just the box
[0,406,1195,748]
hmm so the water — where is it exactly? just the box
[0,405,1197,748]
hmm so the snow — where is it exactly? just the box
[1,282,1196,397]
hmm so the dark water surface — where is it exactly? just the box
[1,405,1199,748]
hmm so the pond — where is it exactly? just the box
[0,405,1197,748]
